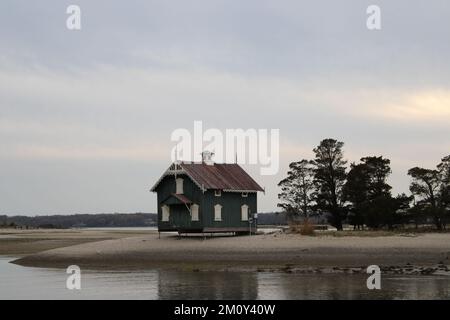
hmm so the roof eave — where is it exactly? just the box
[149,164,187,192]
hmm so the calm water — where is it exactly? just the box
[0,257,449,300]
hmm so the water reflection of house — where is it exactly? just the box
[150,151,264,234]
[157,270,258,299]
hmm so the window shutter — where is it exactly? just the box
[191,204,199,221]
[162,205,170,221]
[241,204,249,221]
[176,178,184,194]
[214,204,222,221]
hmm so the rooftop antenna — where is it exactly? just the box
[174,145,178,179]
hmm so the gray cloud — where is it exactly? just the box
[0,0,449,214]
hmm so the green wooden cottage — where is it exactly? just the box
[150,152,264,234]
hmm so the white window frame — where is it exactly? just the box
[242,192,248,197]
[162,205,170,222]
[214,204,222,221]
[191,204,199,221]
[215,190,221,197]
[241,204,249,221]
[176,178,184,194]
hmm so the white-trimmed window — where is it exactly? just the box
[214,204,222,221]
[242,192,248,197]
[241,204,249,221]
[176,178,184,194]
[191,204,199,221]
[162,205,170,221]
[215,190,221,197]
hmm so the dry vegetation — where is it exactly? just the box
[288,220,316,236]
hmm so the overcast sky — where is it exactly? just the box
[1,0,449,215]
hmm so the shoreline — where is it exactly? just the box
[2,229,449,274]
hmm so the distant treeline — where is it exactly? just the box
[0,213,157,229]
[0,212,287,229]
[256,212,288,225]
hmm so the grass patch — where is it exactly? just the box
[319,230,409,237]
[288,220,316,236]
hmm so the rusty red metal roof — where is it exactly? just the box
[180,162,264,192]
[170,193,192,204]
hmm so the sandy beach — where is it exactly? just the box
[0,228,152,256]
[2,228,449,274]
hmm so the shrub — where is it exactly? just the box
[289,219,315,236]
[299,219,315,235]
